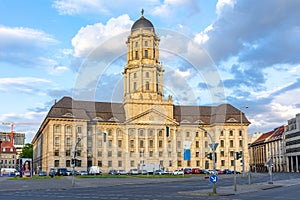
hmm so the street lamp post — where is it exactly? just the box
[240,106,248,177]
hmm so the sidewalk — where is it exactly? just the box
[178,178,300,196]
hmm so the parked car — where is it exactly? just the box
[172,170,184,175]
[79,170,88,175]
[216,169,224,174]
[201,169,209,174]
[183,168,192,174]
[154,169,164,175]
[128,169,139,175]
[208,170,218,175]
[223,169,232,174]
[192,168,201,174]
[49,168,56,177]
[38,171,47,176]
[108,170,117,175]
[57,168,68,176]
[66,170,72,176]
[116,169,127,175]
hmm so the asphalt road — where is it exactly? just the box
[0,173,300,200]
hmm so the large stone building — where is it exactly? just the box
[285,113,300,172]
[32,12,250,174]
[249,126,285,173]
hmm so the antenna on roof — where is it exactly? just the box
[54,98,57,105]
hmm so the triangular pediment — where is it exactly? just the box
[125,108,178,125]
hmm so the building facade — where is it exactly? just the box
[0,132,18,169]
[32,12,250,174]
[285,113,300,172]
[249,126,285,172]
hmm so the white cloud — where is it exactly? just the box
[0,77,52,93]
[216,0,236,17]
[53,0,109,15]
[72,14,132,58]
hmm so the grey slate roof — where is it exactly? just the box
[46,96,250,125]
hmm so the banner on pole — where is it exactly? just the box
[183,141,191,161]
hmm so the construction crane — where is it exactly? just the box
[1,121,40,145]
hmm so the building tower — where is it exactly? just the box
[123,10,173,120]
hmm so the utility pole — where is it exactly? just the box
[199,126,218,194]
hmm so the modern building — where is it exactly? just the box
[249,126,285,172]
[285,113,300,172]
[32,12,250,174]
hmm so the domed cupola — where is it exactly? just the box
[131,9,155,32]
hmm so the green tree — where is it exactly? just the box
[20,143,33,158]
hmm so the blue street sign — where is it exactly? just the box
[209,174,218,184]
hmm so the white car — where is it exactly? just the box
[172,170,184,175]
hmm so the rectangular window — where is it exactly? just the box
[144,50,148,58]
[108,151,112,157]
[149,140,153,148]
[54,137,59,146]
[196,152,199,157]
[135,42,138,47]
[205,141,208,148]
[169,160,172,167]
[196,160,200,167]
[66,138,71,146]
[54,125,61,133]
[144,41,148,46]
[177,141,181,148]
[196,141,199,148]
[159,140,163,148]
[66,160,71,167]
[54,150,59,156]
[177,152,182,157]
[177,160,182,167]
[65,150,71,156]
[54,160,59,167]
[108,161,112,167]
[66,126,71,134]
[130,160,135,167]
[133,82,137,91]
[239,140,243,147]
[221,151,224,157]
[77,150,81,157]
[117,151,122,157]
[98,140,102,147]
[130,140,134,148]
[98,151,102,157]
[139,140,144,148]
[130,151,134,157]
[108,140,112,147]
[118,140,122,148]
[230,130,233,136]
[231,160,234,166]
[98,161,102,167]
[159,151,163,157]
[135,51,138,59]
[149,151,153,157]
[118,161,122,167]
[221,140,224,147]
[77,126,82,133]
[221,160,225,167]
[230,140,234,147]
[186,132,190,137]
[239,130,242,136]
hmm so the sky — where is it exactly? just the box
[1,0,300,143]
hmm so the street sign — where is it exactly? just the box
[209,143,219,151]
[209,174,218,184]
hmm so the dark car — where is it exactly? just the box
[38,171,47,176]
[223,169,232,174]
[108,170,117,175]
[57,168,68,176]
[49,168,56,177]
[183,168,192,174]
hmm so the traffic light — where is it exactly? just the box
[207,153,213,160]
[166,126,170,137]
[103,132,107,142]
[235,151,242,160]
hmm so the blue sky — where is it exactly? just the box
[1,0,300,143]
